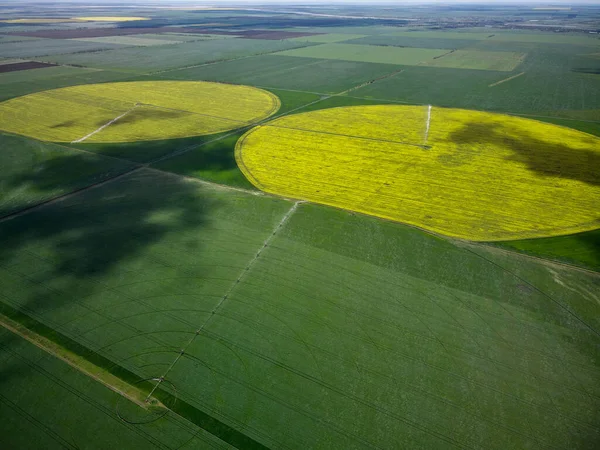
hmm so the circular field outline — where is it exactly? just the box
[0,80,280,144]
[235,104,600,241]
[116,377,177,425]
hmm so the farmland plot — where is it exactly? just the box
[44,39,314,73]
[0,81,280,143]
[0,328,229,449]
[0,132,134,217]
[0,38,127,58]
[274,43,448,66]
[1,176,598,449]
[0,66,132,102]
[236,105,600,240]
[167,54,402,94]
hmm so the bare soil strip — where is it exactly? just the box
[0,313,163,410]
[489,71,526,87]
[144,200,300,401]
[71,105,139,144]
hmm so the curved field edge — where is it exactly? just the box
[1,168,599,449]
[234,106,600,242]
[0,81,282,144]
[491,230,600,273]
[0,290,268,450]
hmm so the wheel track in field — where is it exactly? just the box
[143,201,301,402]
[71,104,139,144]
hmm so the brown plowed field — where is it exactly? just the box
[0,61,57,73]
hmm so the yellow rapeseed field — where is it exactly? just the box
[236,105,600,241]
[0,81,280,143]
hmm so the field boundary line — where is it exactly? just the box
[149,92,332,165]
[144,166,265,196]
[145,200,301,401]
[489,71,526,87]
[463,241,600,278]
[71,104,139,143]
[335,67,405,96]
[0,166,142,224]
[148,42,315,76]
[456,244,600,338]
[0,312,162,410]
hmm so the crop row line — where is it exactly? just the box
[144,201,301,402]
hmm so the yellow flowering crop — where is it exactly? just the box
[236,105,600,241]
[0,81,280,143]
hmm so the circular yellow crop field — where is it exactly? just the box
[236,105,600,241]
[0,81,280,143]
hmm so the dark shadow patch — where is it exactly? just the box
[492,228,600,273]
[572,68,600,75]
[152,131,255,190]
[91,107,191,129]
[0,167,211,292]
[0,61,56,74]
[49,119,79,129]
[445,121,600,186]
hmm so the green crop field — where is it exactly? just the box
[70,35,190,47]
[0,66,133,101]
[421,49,525,71]
[165,54,402,94]
[288,33,367,43]
[345,34,478,50]
[0,38,126,58]
[274,43,448,66]
[0,327,231,449]
[0,132,135,217]
[44,39,313,73]
[1,3,599,449]
[0,170,598,448]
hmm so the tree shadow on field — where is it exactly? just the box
[0,161,213,313]
[153,131,255,189]
[91,107,192,129]
[445,121,600,186]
